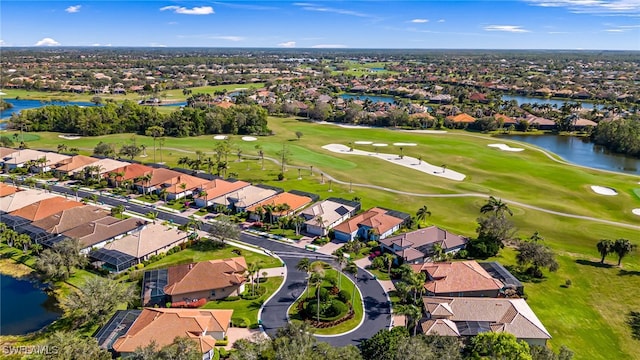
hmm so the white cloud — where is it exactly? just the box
[91,43,112,46]
[411,19,428,23]
[150,43,167,47]
[160,5,214,15]
[278,41,296,47]
[294,3,373,18]
[35,37,61,46]
[311,44,348,48]
[65,5,81,13]
[437,19,446,23]
[484,25,531,33]
[168,21,178,25]
[526,0,640,15]
[604,28,626,31]
[0,39,4,45]
[210,35,244,42]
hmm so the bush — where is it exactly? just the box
[316,287,330,302]
[366,241,378,248]
[135,263,145,270]
[224,296,240,301]
[277,172,284,180]
[371,256,385,269]
[231,317,249,328]
[215,340,229,347]
[306,299,349,322]
[565,279,572,287]
[337,290,350,303]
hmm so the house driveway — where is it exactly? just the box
[317,240,343,255]
[223,327,267,350]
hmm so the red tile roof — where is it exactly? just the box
[446,113,476,123]
[10,197,84,221]
[246,192,313,215]
[333,207,404,236]
[411,261,504,294]
[164,257,247,296]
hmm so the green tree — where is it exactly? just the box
[395,304,422,336]
[35,331,111,360]
[145,125,165,163]
[119,144,142,160]
[596,239,615,264]
[613,238,636,266]
[416,205,431,227]
[61,276,135,327]
[516,239,559,278]
[360,327,410,360]
[35,238,87,281]
[309,265,326,322]
[110,204,126,218]
[158,336,202,360]
[383,252,395,275]
[480,196,513,217]
[207,215,240,243]
[297,257,312,297]
[468,332,532,360]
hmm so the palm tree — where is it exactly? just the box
[70,185,81,201]
[613,238,636,266]
[296,258,311,297]
[596,239,615,264]
[395,304,422,336]
[110,204,125,218]
[314,215,326,236]
[145,125,164,163]
[344,261,358,306]
[336,250,348,290]
[432,243,445,261]
[57,143,68,153]
[309,266,326,323]
[247,262,260,296]
[146,211,158,224]
[291,215,305,235]
[30,242,43,255]
[382,253,395,275]
[415,205,431,227]
[480,196,513,217]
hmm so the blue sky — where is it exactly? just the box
[1,1,639,50]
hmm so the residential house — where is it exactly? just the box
[0,189,57,214]
[445,113,476,124]
[524,114,556,130]
[332,207,409,242]
[0,183,19,197]
[9,197,83,222]
[299,197,360,237]
[1,149,69,172]
[193,179,250,208]
[53,155,99,177]
[0,147,18,161]
[574,118,598,129]
[246,192,313,221]
[479,262,524,295]
[98,308,233,360]
[493,114,518,128]
[411,261,504,297]
[90,223,189,272]
[71,158,129,178]
[161,173,209,201]
[27,205,110,244]
[142,257,247,307]
[421,297,551,346]
[134,168,182,196]
[59,216,146,253]
[380,226,468,264]
[104,163,154,187]
[211,185,279,213]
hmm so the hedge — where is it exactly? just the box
[231,317,249,328]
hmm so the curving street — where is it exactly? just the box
[45,183,391,346]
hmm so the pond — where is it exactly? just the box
[340,93,395,104]
[1,98,98,119]
[501,95,604,110]
[0,274,62,335]
[501,134,640,175]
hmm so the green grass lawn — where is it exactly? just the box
[201,276,283,328]
[368,268,391,281]
[9,115,640,358]
[288,268,364,335]
[144,243,282,270]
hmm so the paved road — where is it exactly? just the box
[47,183,391,346]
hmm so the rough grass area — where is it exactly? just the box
[143,243,281,270]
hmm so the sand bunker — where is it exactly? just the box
[393,142,417,147]
[241,136,257,141]
[322,144,465,181]
[354,141,373,145]
[488,143,524,152]
[371,143,388,147]
[213,135,228,140]
[632,209,640,216]
[590,185,618,196]
[58,134,81,140]
[399,129,448,134]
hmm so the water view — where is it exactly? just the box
[0,98,98,119]
[340,93,395,104]
[0,274,61,335]
[502,135,640,175]
[501,95,604,110]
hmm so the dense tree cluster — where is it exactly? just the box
[591,117,640,157]
[8,100,270,137]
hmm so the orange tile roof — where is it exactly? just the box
[198,179,251,201]
[55,155,99,173]
[246,192,312,215]
[105,163,155,182]
[215,101,234,109]
[31,205,109,234]
[333,207,404,235]
[411,261,503,295]
[0,183,19,197]
[446,113,476,123]
[162,174,209,194]
[10,197,84,221]
[137,168,183,187]
[494,113,518,125]
[112,308,233,354]
[164,257,247,296]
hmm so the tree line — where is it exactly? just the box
[591,117,640,158]
[8,99,270,137]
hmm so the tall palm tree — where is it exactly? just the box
[296,258,311,297]
[480,196,513,217]
[15,233,32,254]
[382,252,395,275]
[613,239,636,266]
[596,239,615,264]
[309,266,326,323]
[291,215,305,236]
[395,304,422,336]
[247,262,260,296]
[415,205,431,227]
[344,261,358,306]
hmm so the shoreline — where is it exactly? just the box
[0,258,35,278]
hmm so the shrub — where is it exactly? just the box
[224,296,240,301]
[165,302,172,308]
[135,263,145,270]
[215,340,229,347]
[277,172,284,181]
[366,241,378,248]
[231,317,249,328]
[306,299,349,322]
[316,287,330,302]
[337,290,350,303]
[371,256,385,269]
[565,279,572,287]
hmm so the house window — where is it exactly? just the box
[211,290,216,297]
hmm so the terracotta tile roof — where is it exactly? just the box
[10,197,83,221]
[524,114,555,126]
[380,225,468,260]
[105,163,154,182]
[64,217,145,249]
[409,112,435,120]
[55,155,99,173]
[0,183,19,197]
[197,179,250,201]
[333,207,404,236]
[411,261,504,295]
[215,101,235,109]
[494,113,518,125]
[138,168,183,187]
[102,223,188,259]
[421,297,551,340]
[31,205,110,234]
[162,174,209,195]
[575,118,598,127]
[246,192,312,215]
[0,147,18,158]
[446,113,476,123]
[0,189,57,213]
[164,257,247,296]
[112,308,233,354]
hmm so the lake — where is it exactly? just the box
[1,98,98,119]
[502,135,640,175]
[501,95,603,110]
[0,274,62,335]
[340,94,395,104]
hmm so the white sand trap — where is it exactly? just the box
[393,142,417,147]
[241,136,257,142]
[213,135,228,140]
[399,129,447,134]
[317,121,377,129]
[372,143,388,147]
[488,143,524,152]
[632,209,640,216]
[322,144,465,181]
[0,91,6,96]
[58,134,81,140]
[354,141,373,145]
[591,185,618,196]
